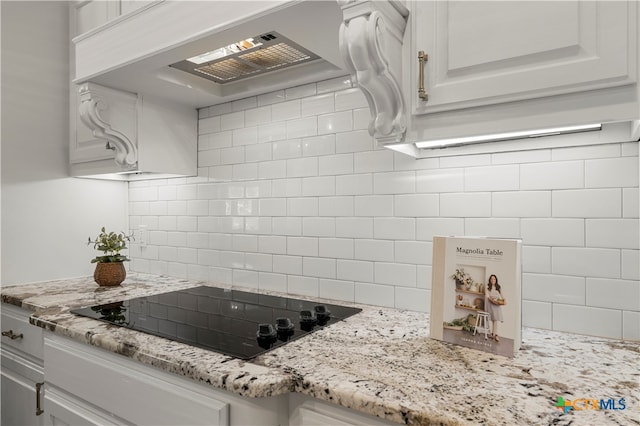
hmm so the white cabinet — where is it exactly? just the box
[43,333,289,426]
[1,304,45,426]
[289,393,397,426]
[69,82,197,180]
[72,1,119,36]
[403,0,639,144]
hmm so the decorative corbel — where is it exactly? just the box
[338,0,409,145]
[78,83,138,167]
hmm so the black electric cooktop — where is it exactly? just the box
[71,286,362,360]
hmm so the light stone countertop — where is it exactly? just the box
[2,273,638,426]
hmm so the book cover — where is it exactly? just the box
[430,236,522,357]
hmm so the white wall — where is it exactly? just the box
[128,76,640,341]
[1,1,128,285]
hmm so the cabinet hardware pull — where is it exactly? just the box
[418,51,429,101]
[35,382,44,416]
[1,330,24,340]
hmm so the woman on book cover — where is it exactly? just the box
[486,274,505,341]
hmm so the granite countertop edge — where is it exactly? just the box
[2,273,638,426]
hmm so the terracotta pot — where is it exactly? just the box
[93,262,126,287]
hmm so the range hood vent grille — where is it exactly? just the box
[170,32,320,84]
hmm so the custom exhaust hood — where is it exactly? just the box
[73,1,348,109]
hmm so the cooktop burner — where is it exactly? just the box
[70,286,361,360]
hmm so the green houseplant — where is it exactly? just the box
[88,227,133,286]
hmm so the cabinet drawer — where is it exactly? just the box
[1,304,44,361]
[45,334,229,426]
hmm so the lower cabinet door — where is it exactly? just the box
[44,388,124,426]
[0,368,44,426]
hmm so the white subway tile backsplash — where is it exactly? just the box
[354,150,394,173]
[623,311,640,340]
[272,99,301,122]
[303,134,335,157]
[492,191,551,217]
[521,219,584,246]
[258,122,287,143]
[355,282,394,308]
[416,218,465,241]
[440,193,491,217]
[552,189,621,218]
[257,90,285,106]
[319,279,355,302]
[553,304,622,339]
[336,174,372,195]
[259,272,288,293]
[622,188,639,217]
[522,245,551,273]
[258,235,287,254]
[319,196,354,217]
[520,160,584,190]
[585,157,638,188]
[621,249,640,280]
[335,217,373,238]
[287,275,319,297]
[395,241,431,265]
[465,218,520,239]
[375,262,416,287]
[337,259,373,282]
[130,77,638,341]
[318,110,353,135]
[336,130,374,153]
[245,105,272,127]
[522,300,553,329]
[335,88,367,111]
[273,255,302,275]
[258,160,287,179]
[586,277,640,311]
[303,257,336,279]
[272,139,302,160]
[286,83,317,100]
[287,236,318,256]
[586,219,639,249]
[464,165,519,191]
[317,76,352,93]
[287,117,317,139]
[373,171,416,194]
[287,197,318,216]
[302,217,335,237]
[354,195,393,216]
[286,157,318,178]
[416,169,464,193]
[374,217,415,240]
[272,217,302,236]
[552,247,620,278]
[319,238,354,259]
[395,194,439,217]
[522,273,585,305]
[220,111,244,131]
[354,239,394,262]
[301,93,334,117]
[395,287,429,312]
[302,176,335,196]
[199,116,221,135]
[319,153,354,176]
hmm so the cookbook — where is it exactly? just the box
[430,236,522,357]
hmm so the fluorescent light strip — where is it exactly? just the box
[415,123,602,149]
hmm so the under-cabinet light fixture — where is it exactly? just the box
[414,123,602,149]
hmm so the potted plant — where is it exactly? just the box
[88,227,133,286]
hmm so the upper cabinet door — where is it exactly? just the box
[411,1,637,115]
[73,0,120,36]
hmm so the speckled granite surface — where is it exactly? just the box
[2,273,638,425]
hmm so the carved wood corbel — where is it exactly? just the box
[78,83,138,167]
[338,0,409,145]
